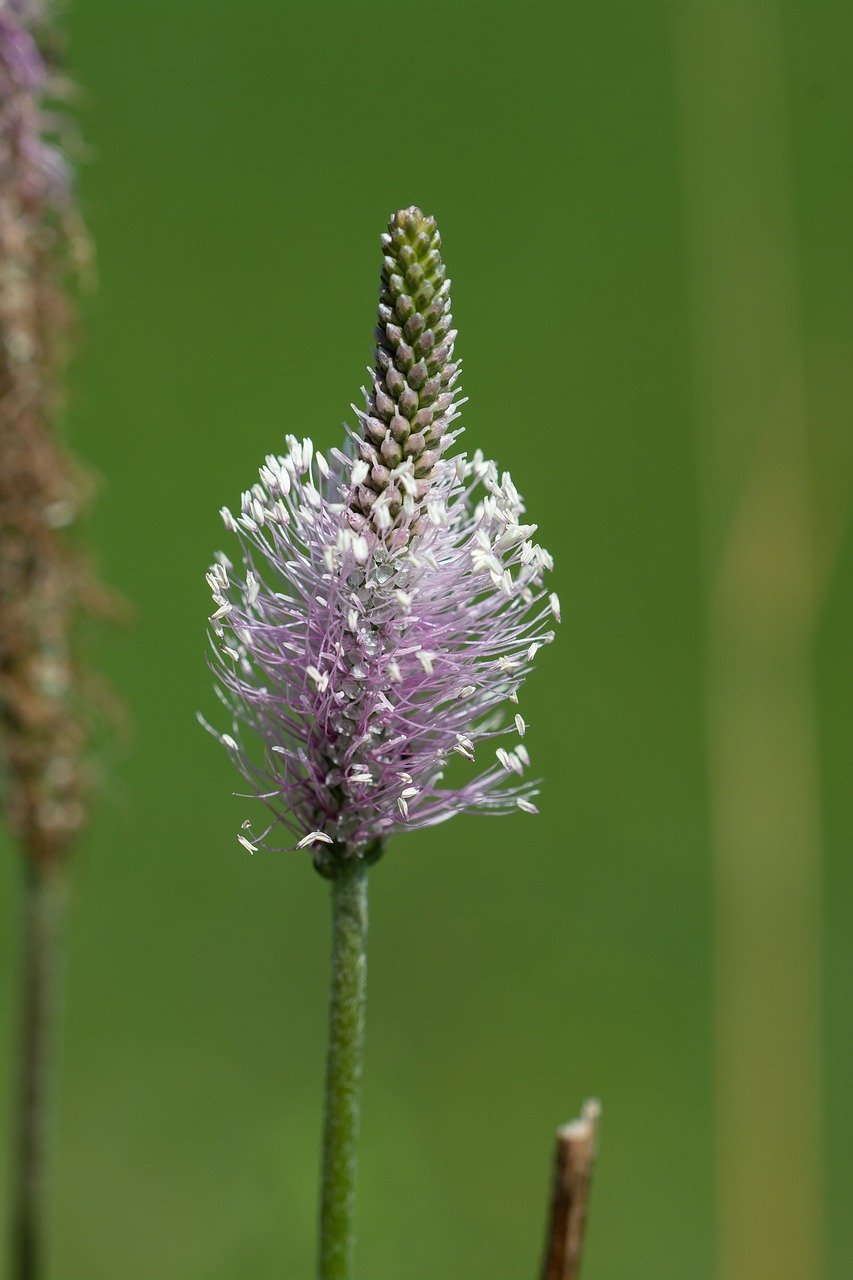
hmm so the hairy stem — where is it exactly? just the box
[9,860,66,1280]
[318,857,369,1280]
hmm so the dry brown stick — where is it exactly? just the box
[540,1100,601,1280]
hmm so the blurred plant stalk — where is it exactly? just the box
[0,3,105,1277]
[673,4,843,1278]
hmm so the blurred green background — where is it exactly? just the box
[1,1,851,1277]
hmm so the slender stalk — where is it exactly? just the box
[9,859,66,1280]
[318,857,369,1280]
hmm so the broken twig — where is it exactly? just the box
[540,1099,601,1280]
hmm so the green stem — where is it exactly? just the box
[318,856,369,1280]
[9,860,66,1280]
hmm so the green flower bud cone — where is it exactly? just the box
[352,207,460,540]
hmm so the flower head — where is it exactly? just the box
[204,208,558,874]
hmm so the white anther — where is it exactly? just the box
[516,798,538,815]
[397,796,409,819]
[549,592,561,622]
[296,830,333,849]
[427,498,447,526]
[416,651,436,675]
[498,749,523,776]
[472,549,504,577]
[495,522,537,553]
[514,714,526,737]
[237,833,258,853]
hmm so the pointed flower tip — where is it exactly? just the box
[351,205,458,541]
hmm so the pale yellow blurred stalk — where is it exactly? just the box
[673,5,825,1279]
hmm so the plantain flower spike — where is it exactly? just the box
[205,207,559,876]
[0,0,104,868]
